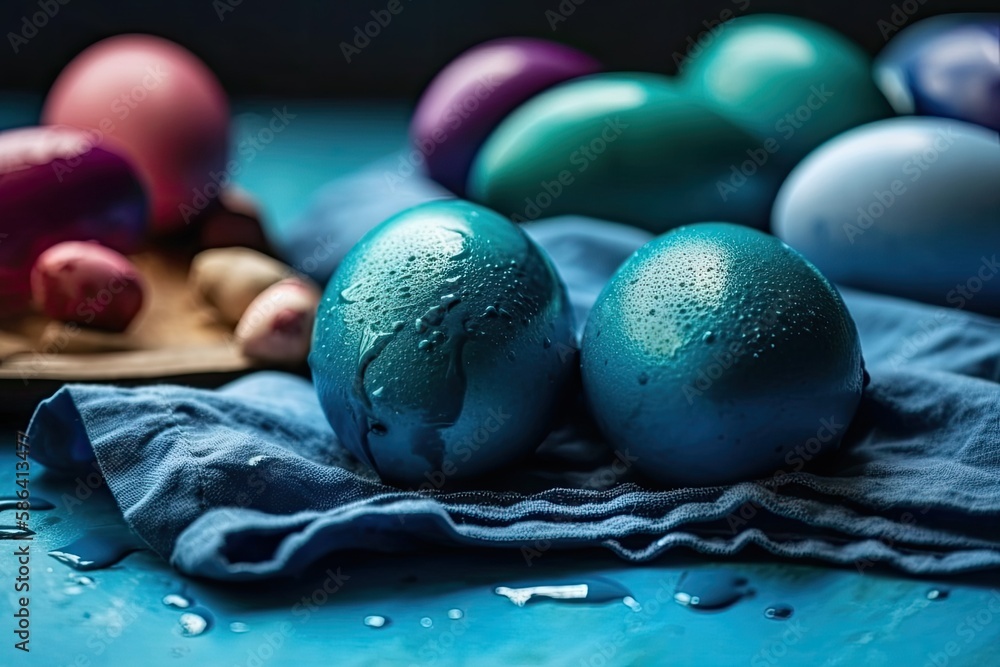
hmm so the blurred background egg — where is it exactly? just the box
[581,223,865,487]
[875,13,1000,133]
[468,73,780,232]
[680,14,893,171]
[310,200,576,486]
[411,37,601,195]
[31,241,145,332]
[43,34,230,234]
[0,125,147,314]
[773,117,1000,313]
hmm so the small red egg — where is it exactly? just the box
[43,34,229,234]
[31,241,146,332]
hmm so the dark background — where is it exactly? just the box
[1,0,998,98]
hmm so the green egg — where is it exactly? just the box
[310,200,576,487]
[467,73,781,233]
[680,14,893,169]
[581,223,865,487]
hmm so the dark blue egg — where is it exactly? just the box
[773,117,1000,313]
[310,200,576,486]
[581,223,864,487]
[875,14,1000,132]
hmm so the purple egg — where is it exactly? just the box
[411,37,601,194]
[0,126,147,314]
[876,14,1000,132]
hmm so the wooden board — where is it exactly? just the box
[0,248,270,413]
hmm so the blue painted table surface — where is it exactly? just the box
[1,97,999,667]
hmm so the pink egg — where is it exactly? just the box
[411,38,601,194]
[31,241,146,332]
[0,125,147,314]
[43,34,229,234]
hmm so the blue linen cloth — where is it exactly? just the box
[25,164,1000,580]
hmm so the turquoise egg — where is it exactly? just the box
[773,117,1000,313]
[468,73,780,233]
[680,14,893,170]
[581,223,865,487]
[310,200,576,487]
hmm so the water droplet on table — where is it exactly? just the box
[494,577,634,608]
[163,593,192,610]
[364,615,389,628]
[764,604,794,620]
[420,617,433,628]
[927,588,950,601]
[673,570,752,611]
[179,608,214,637]
[623,596,642,612]
[229,622,250,633]
[64,574,96,596]
[0,496,55,512]
[447,609,464,620]
[48,526,144,571]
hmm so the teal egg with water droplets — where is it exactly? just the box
[581,223,865,487]
[310,200,576,487]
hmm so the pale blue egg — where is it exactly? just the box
[773,117,1000,313]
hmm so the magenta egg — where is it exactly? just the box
[43,34,229,233]
[411,37,601,194]
[0,126,147,314]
